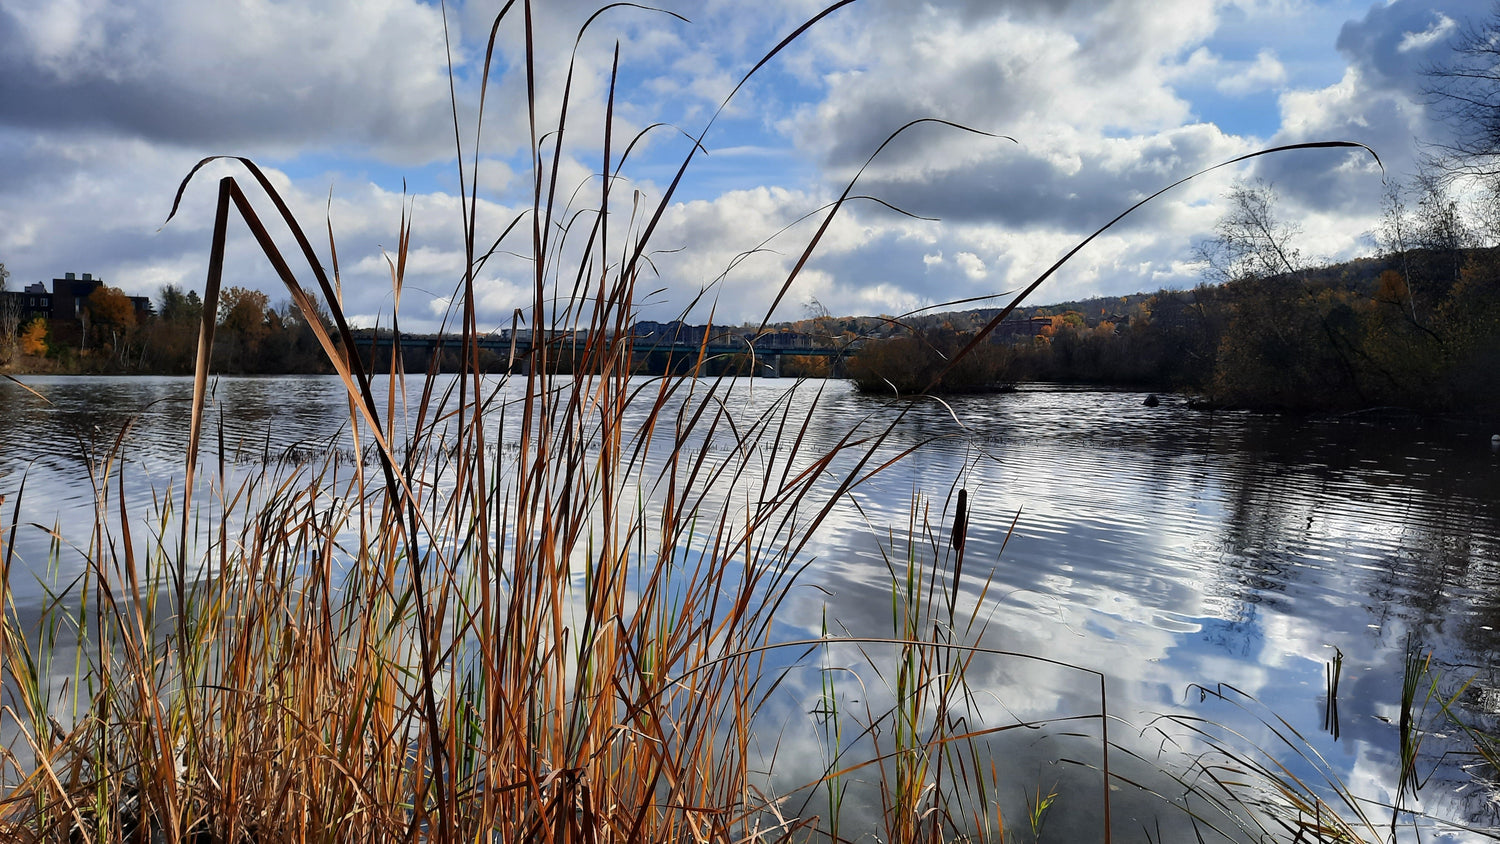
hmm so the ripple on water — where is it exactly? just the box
[3,377,1499,833]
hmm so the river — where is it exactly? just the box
[1,374,1497,841]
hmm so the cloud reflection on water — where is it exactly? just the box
[2,374,1497,836]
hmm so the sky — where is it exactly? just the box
[0,0,1487,331]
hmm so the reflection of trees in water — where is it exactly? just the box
[1195,612,1264,659]
[1398,522,1500,828]
[1386,515,1487,623]
[1193,413,1500,827]
[1447,679,1500,826]
[1204,444,1298,613]
[6,385,161,474]
[1459,538,1500,657]
[1203,416,1499,643]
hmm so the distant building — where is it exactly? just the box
[991,316,1050,344]
[632,320,694,344]
[50,272,101,321]
[0,282,52,324]
[130,295,154,322]
[2,273,155,339]
[48,273,154,323]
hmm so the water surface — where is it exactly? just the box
[2,374,1496,840]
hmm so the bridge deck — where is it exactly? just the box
[346,332,850,357]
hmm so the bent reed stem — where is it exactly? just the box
[0,4,1402,843]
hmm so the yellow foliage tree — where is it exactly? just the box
[218,286,270,338]
[20,317,47,357]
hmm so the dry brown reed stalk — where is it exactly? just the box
[0,3,932,841]
[0,2,1398,842]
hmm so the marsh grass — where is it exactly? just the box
[0,1,1438,842]
[0,3,989,837]
[1129,659,1500,844]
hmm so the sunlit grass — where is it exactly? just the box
[0,2,1457,843]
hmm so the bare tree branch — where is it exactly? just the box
[1195,179,1303,285]
[1422,7,1500,178]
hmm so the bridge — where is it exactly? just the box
[345,328,855,378]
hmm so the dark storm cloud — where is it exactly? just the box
[0,131,66,194]
[1255,1,1491,211]
[803,29,1084,172]
[846,124,1237,231]
[1251,120,1393,216]
[1335,0,1477,96]
[0,0,457,162]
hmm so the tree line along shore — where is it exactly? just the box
[846,243,1500,419]
[2,246,1498,421]
[3,174,1500,420]
[844,178,1500,420]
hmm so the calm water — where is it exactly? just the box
[2,374,1498,840]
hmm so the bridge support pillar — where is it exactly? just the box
[761,354,781,378]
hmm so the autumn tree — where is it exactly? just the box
[144,284,204,373]
[1211,283,1370,410]
[1141,286,1223,386]
[848,327,1013,394]
[1367,176,1452,397]
[1196,179,1304,284]
[780,354,831,378]
[140,283,331,375]
[0,305,17,365]
[1410,172,1473,297]
[1037,311,1084,338]
[215,286,271,373]
[256,298,332,373]
[1430,248,1500,415]
[19,317,47,357]
[88,286,137,331]
[86,285,138,363]
[1196,180,1305,377]
[1375,180,1421,321]
[218,286,270,333]
[1194,181,1377,407]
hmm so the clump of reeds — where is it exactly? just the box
[0,2,1406,842]
[0,3,976,840]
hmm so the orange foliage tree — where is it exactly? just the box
[85,285,140,362]
[20,317,47,357]
[88,285,138,331]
